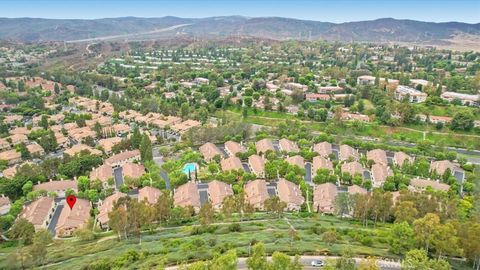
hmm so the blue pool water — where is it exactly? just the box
[182,163,197,174]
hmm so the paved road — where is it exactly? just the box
[304,162,313,186]
[166,256,401,270]
[113,167,123,189]
[152,147,171,190]
[47,204,63,235]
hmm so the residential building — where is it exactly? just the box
[97,192,126,228]
[313,183,338,214]
[339,144,359,162]
[138,186,162,204]
[0,149,21,165]
[371,163,393,187]
[220,156,244,172]
[341,161,364,177]
[199,142,223,162]
[55,198,91,237]
[64,144,102,156]
[0,195,11,215]
[394,151,413,167]
[256,139,275,154]
[33,180,77,198]
[277,179,304,211]
[440,92,479,106]
[98,137,123,154]
[285,155,305,169]
[122,162,145,180]
[26,143,44,156]
[105,149,140,167]
[278,138,299,153]
[207,180,233,210]
[347,185,368,195]
[409,178,450,192]
[312,156,333,178]
[19,196,55,231]
[395,85,427,103]
[313,142,332,158]
[90,164,114,185]
[244,179,269,210]
[357,75,376,85]
[248,155,265,178]
[224,140,246,157]
[174,181,201,212]
[366,149,388,165]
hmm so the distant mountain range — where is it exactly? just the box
[0,16,479,43]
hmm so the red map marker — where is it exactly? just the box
[66,195,77,209]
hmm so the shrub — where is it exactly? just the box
[228,223,241,232]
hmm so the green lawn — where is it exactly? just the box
[0,215,396,269]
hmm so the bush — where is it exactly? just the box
[190,225,218,235]
[360,236,373,246]
[228,223,241,232]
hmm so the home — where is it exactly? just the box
[138,186,162,205]
[285,82,308,91]
[440,92,479,106]
[366,149,388,165]
[7,134,28,145]
[193,77,209,85]
[97,192,127,228]
[341,112,370,122]
[312,156,334,178]
[55,198,91,237]
[248,155,265,178]
[90,164,114,185]
[105,149,140,167]
[3,114,23,124]
[409,177,450,192]
[430,160,464,183]
[256,138,275,154]
[305,93,330,102]
[393,151,413,167]
[33,179,77,198]
[371,163,393,187]
[278,138,299,153]
[0,149,21,165]
[356,75,376,85]
[418,114,452,125]
[207,180,233,210]
[318,86,343,94]
[313,142,332,158]
[0,138,10,151]
[347,185,368,195]
[220,156,244,172]
[277,179,305,211]
[313,183,338,214]
[410,79,431,88]
[395,85,427,103]
[199,142,223,162]
[244,179,270,210]
[224,141,246,157]
[339,144,359,162]
[19,196,55,231]
[26,143,44,156]
[0,195,11,215]
[285,155,305,169]
[341,161,364,177]
[98,137,123,154]
[122,162,145,180]
[64,144,102,157]
[173,181,201,213]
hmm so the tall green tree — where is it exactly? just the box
[140,133,153,162]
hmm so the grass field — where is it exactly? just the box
[0,215,396,269]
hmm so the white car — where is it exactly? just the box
[311,260,325,267]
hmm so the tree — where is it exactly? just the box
[199,201,214,225]
[358,257,380,270]
[388,222,415,255]
[10,218,35,245]
[270,251,293,270]
[247,242,268,270]
[402,249,451,270]
[17,142,30,160]
[335,248,356,270]
[30,229,53,266]
[394,201,418,224]
[322,229,338,246]
[432,221,461,258]
[154,191,172,224]
[131,126,142,149]
[222,195,237,220]
[140,133,153,162]
[413,213,440,253]
[210,249,237,270]
[264,196,286,218]
[108,206,128,240]
[450,111,475,131]
[335,193,352,217]
[39,115,49,130]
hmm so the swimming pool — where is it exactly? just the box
[182,163,197,175]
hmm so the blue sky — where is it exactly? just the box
[1,0,479,23]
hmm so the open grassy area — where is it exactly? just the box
[0,215,395,269]
[222,109,480,150]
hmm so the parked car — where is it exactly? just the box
[311,260,325,267]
